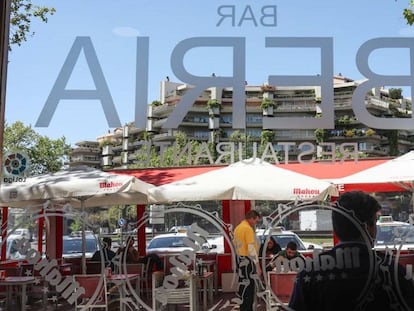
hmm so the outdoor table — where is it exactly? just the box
[0,276,36,311]
[107,273,140,311]
[197,271,214,310]
[199,259,218,296]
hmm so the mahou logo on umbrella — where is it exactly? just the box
[99,181,123,189]
[293,188,321,197]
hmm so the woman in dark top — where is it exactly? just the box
[259,236,281,258]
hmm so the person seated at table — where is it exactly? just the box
[259,236,281,258]
[269,241,305,272]
[142,253,164,273]
[276,241,303,260]
[118,236,164,273]
[260,236,282,271]
[118,236,140,263]
[91,237,116,271]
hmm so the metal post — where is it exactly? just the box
[0,2,11,254]
[0,0,11,175]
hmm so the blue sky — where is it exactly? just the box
[5,0,414,146]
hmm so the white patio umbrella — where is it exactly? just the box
[148,158,338,203]
[0,165,153,208]
[0,166,154,273]
[334,151,414,188]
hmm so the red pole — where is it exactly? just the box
[244,200,251,214]
[1,207,7,261]
[222,200,231,253]
[56,211,63,259]
[137,204,146,256]
[37,209,44,254]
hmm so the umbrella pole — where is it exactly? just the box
[81,200,86,274]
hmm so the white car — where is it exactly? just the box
[302,241,323,250]
[256,227,321,256]
[375,216,414,251]
[62,235,99,259]
[0,237,26,260]
[8,228,31,241]
[146,232,221,255]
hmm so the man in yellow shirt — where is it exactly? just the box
[233,210,261,311]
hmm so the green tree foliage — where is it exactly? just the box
[4,121,70,174]
[384,130,400,156]
[69,219,82,233]
[9,0,55,49]
[229,130,252,159]
[403,0,414,25]
[132,131,205,167]
[314,128,327,143]
[388,88,403,99]
[259,130,275,156]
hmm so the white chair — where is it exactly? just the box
[152,272,195,311]
[73,274,108,311]
[125,263,147,297]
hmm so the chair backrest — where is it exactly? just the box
[73,274,107,310]
[399,254,414,267]
[196,252,218,262]
[268,271,297,303]
[3,266,21,276]
[125,262,149,282]
[65,258,82,274]
[87,261,104,274]
[125,263,144,274]
[152,273,195,311]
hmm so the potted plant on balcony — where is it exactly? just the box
[261,98,276,116]
[151,100,162,106]
[207,99,221,115]
[261,84,276,92]
[366,128,376,136]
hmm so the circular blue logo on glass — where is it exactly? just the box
[3,152,30,176]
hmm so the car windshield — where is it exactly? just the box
[376,224,414,245]
[63,238,98,254]
[147,236,187,249]
[147,235,209,249]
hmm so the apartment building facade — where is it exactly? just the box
[69,75,414,169]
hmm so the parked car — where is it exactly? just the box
[302,241,324,250]
[375,216,414,251]
[8,228,31,241]
[62,235,99,259]
[168,226,191,233]
[146,232,222,255]
[256,227,321,256]
[0,237,26,260]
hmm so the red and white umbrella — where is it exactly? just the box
[148,158,338,203]
[333,151,414,193]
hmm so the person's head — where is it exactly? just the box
[102,237,112,249]
[267,237,276,249]
[126,236,135,248]
[245,210,261,227]
[333,191,381,243]
[285,241,298,259]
